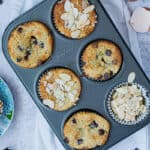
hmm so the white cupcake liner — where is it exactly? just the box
[107,82,150,125]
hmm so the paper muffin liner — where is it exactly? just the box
[36,69,52,106]
[52,0,97,39]
[79,40,123,82]
[107,82,150,125]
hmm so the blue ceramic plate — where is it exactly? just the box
[0,77,14,136]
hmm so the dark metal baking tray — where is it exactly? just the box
[2,0,150,149]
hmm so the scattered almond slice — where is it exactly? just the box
[128,72,136,83]
[43,99,54,109]
[130,7,150,33]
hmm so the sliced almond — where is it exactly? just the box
[54,89,65,100]
[45,87,52,95]
[128,72,136,83]
[73,8,79,18]
[68,93,75,101]
[66,14,75,29]
[83,5,95,14]
[71,30,81,38]
[61,13,69,20]
[64,0,72,12]
[82,0,89,9]
[59,73,71,82]
[43,99,54,109]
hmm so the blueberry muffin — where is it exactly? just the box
[81,40,122,81]
[8,21,53,68]
[38,68,81,111]
[53,0,97,39]
[63,111,110,149]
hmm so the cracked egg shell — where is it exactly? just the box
[130,7,150,33]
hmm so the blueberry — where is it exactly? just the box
[96,55,99,59]
[89,120,98,128]
[17,27,23,33]
[98,129,105,135]
[81,61,86,66]
[72,118,77,124]
[77,138,83,145]
[101,57,106,63]
[105,49,112,56]
[18,45,24,51]
[104,72,110,80]
[24,50,31,60]
[110,71,113,76]
[31,36,38,45]
[64,137,69,144]
[16,57,22,62]
[98,75,103,80]
[40,42,44,48]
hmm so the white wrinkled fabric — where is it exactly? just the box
[0,0,149,150]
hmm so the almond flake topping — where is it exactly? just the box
[43,99,54,109]
[111,84,146,122]
[43,72,79,108]
[60,0,95,38]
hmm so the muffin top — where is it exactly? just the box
[38,68,81,111]
[81,40,122,81]
[53,0,97,39]
[110,84,147,122]
[63,111,110,149]
[8,21,53,68]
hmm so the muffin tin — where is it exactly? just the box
[2,0,150,149]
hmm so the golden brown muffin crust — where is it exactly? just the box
[63,111,110,149]
[8,21,53,68]
[81,40,122,81]
[38,68,81,111]
[53,0,97,39]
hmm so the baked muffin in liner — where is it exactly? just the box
[80,40,123,81]
[37,67,82,111]
[52,0,97,39]
[107,82,150,125]
[63,109,110,149]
